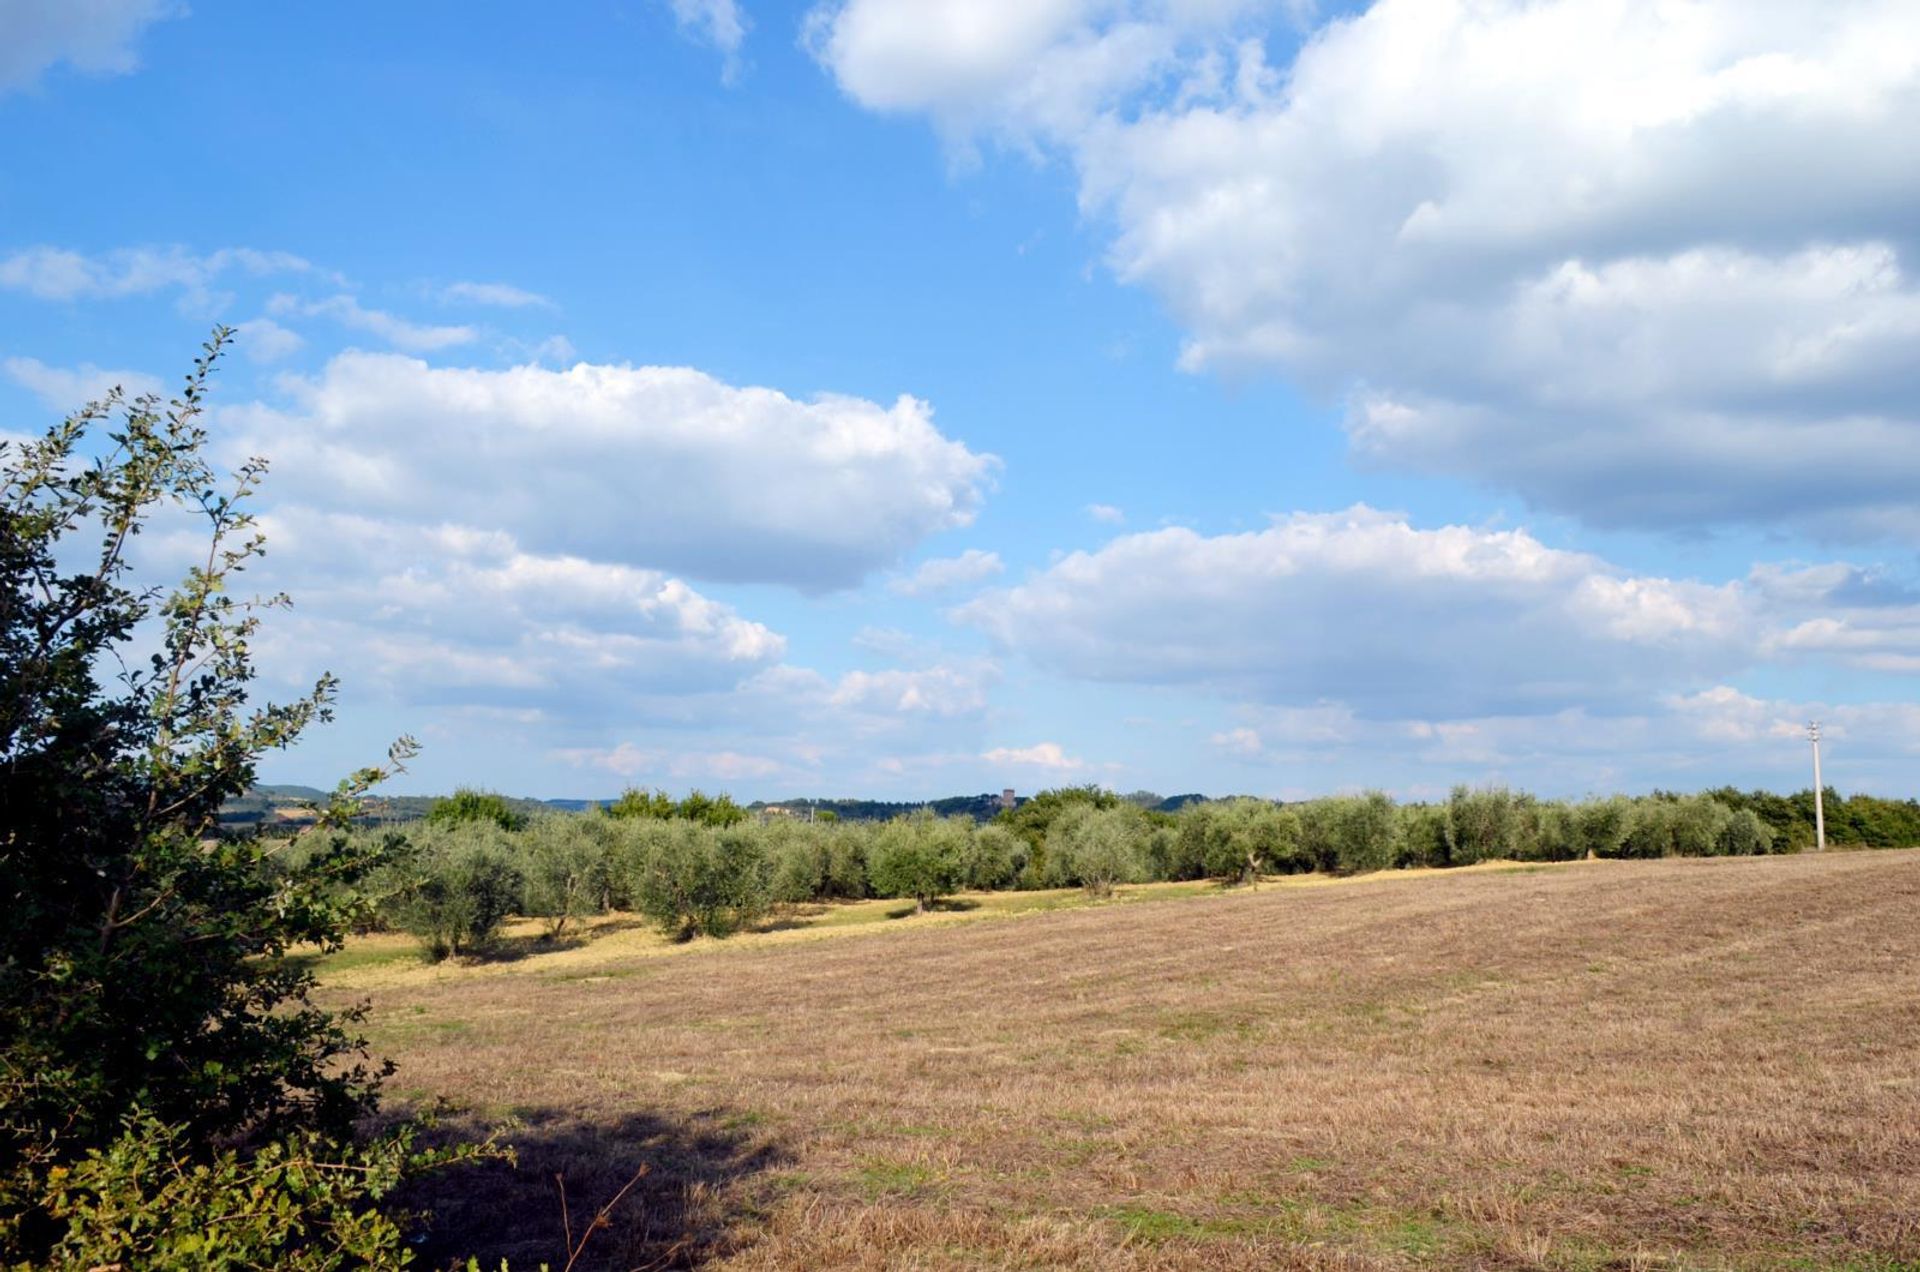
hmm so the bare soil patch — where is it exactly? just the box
[328,851,1920,1269]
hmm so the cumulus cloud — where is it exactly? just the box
[229,351,997,590]
[234,510,784,710]
[981,741,1085,771]
[1085,503,1125,524]
[3,356,162,410]
[957,506,1756,718]
[814,0,1920,540]
[890,547,1005,596]
[0,0,179,93]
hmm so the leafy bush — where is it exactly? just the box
[426,786,527,832]
[868,812,973,911]
[520,814,611,939]
[383,824,525,959]
[1394,803,1449,868]
[9,1111,488,1271]
[1047,804,1150,896]
[1572,797,1632,858]
[625,820,771,938]
[0,332,441,1264]
[1716,807,1778,856]
[1445,786,1520,865]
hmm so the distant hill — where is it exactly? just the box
[747,793,1020,823]
[220,787,1177,832]
[218,787,609,832]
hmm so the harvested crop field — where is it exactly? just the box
[326,850,1920,1270]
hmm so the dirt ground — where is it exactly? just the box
[322,850,1920,1269]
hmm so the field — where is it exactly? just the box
[317,851,1920,1270]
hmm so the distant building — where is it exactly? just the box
[999,788,1016,811]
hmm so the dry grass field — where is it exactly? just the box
[319,851,1920,1270]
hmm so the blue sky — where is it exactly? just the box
[3,0,1917,801]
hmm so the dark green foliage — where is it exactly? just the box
[606,786,749,827]
[17,1111,490,1270]
[427,786,527,832]
[0,333,429,1264]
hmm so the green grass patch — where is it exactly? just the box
[855,1159,944,1199]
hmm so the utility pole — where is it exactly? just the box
[1807,721,1826,851]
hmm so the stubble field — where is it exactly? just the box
[318,850,1920,1270]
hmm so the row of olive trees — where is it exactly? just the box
[320,784,1794,958]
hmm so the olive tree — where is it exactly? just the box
[868,811,973,912]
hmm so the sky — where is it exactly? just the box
[2,0,1917,802]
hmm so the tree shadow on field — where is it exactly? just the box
[460,916,655,966]
[399,1104,790,1270]
[885,898,980,919]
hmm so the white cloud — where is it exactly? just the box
[828,661,998,716]
[3,356,162,410]
[0,0,179,93]
[0,244,312,303]
[557,742,787,782]
[229,351,997,590]
[1085,502,1125,524]
[890,547,1005,596]
[235,510,785,709]
[233,317,304,363]
[982,741,1085,771]
[815,0,1920,540]
[1202,687,1920,798]
[267,293,477,353]
[668,0,750,79]
[440,280,554,309]
[957,505,1755,718]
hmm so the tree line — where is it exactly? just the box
[292,779,1920,960]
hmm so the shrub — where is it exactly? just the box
[1394,803,1449,868]
[426,786,526,832]
[1048,804,1150,896]
[1446,786,1519,865]
[868,812,972,911]
[0,331,437,1263]
[11,1111,488,1270]
[625,820,770,938]
[969,824,1026,891]
[1671,794,1732,857]
[384,824,524,959]
[1716,807,1778,856]
[1618,798,1676,858]
[520,815,611,939]
[1572,797,1632,858]
[1328,792,1399,874]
